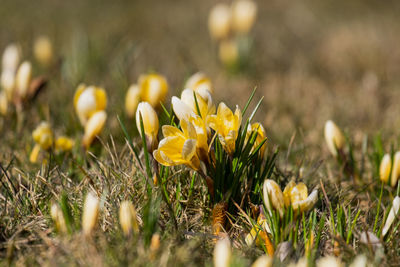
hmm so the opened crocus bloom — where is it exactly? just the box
[207,102,241,155]
[74,84,107,126]
[136,102,159,152]
[138,73,168,108]
[172,88,215,121]
[30,122,54,163]
[125,84,141,118]
[324,120,345,157]
[246,122,267,157]
[153,119,201,170]
[185,72,213,93]
[283,181,318,213]
[382,196,400,237]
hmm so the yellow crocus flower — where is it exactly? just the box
[55,136,75,152]
[74,84,107,126]
[246,122,267,157]
[2,43,20,73]
[153,119,201,170]
[382,196,400,237]
[30,121,54,163]
[15,61,32,99]
[50,203,68,234]
[184,72,213,93]
[207,102,241,155]
[391,151,400,188]
[231,0,257,35]
[283,181,318,213]
[119,201,139,237]
[0,90,7,115]
[380,153,391,184]
[138,73,168,108]
[218,39,239,67]
[82,192,100,236]
[172,88,215,121]
[82,110,107,149]
[208,3,231,40]
[263,179,285,218]
[34,36,53,66]
[136,102,159,152]
[213,238,231,267]
[125,84,141,118]
[324,120,345,157]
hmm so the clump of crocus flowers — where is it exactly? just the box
[73,84,107,149]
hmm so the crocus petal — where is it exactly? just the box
[181,139,197,161]
[382,196,400,237]
[172,96,194,121]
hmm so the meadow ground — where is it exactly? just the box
[1,0,400,266]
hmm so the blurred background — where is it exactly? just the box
[2,0,400,152]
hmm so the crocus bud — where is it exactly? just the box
[213,238,231,267]
[74,85,107,126]
[82,192,100,236]
[2,43,20,72]
[119,201,139,237]
[0,90,7,115]
[136,102,159,151]
[34,36,53,66]
[55,136,75,152]
[231,0,257,34]
[82,110,107,149]
[391,152,400,187]
[125,84,141,118]
[138,74,168,108]
[1,70,15,98]
[380,153,391,184]
[324,120,345,157]
[50,203,67,234]
[32,121,54,150]
[263,179,285,218]
[208,4,231,40]
[218,39,239,66]
[184,72,213,93]
[382,196,400,237]
[15,61,32,98]
[251,255,272,267]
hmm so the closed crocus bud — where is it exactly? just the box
[15,61,32,98]
[324,120,345,157]
[74,85,107,126]
[119,201,139,237]
[82,110,107,149]
[34,36,53,66]
[231,0,257,34]
[185,72,213,93]
[208,4,231,40]
[55,136,75,152]
[379,153,391,184]
[136,102,159,151]
[2,43,20,72]
[390,152,400,187]
[82,192,100,236]
[251,255,272,267]
[213,238,231,267]
[138,74,168,108]
[125,84,141,118]
[1,69,16,98]
[263,179,285,218]
[50,203,67,234]
[0,90,7,115]
[382,196,400,237]
[218,39,239,66]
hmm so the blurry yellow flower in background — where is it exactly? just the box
[55,136,75,152]
[185,72,213,93]
[283,181,318,213]
[51,203,67,234]
[0,90,7,115]
[136,102,159,152]
[1,43,20,100]
[30,121,54,163]
[379,153,391,184]
[382,196,400,237]
[246,122,267,157]
[34,36,54,66]
[125,84,141,118]
[231,0,257,35]
[153,119,201,170]
[119,201,139,237]
[74,84,107,126]
[391,151,400,188]
[213,238,231,267]
[218,39,239,67]
[15,61,32,99]
[138,73,168,108]
[324,120,345,157]
[82,110,107,149]
[207,102,241,155]
[208,3,231,40]
[82,191,100,236]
